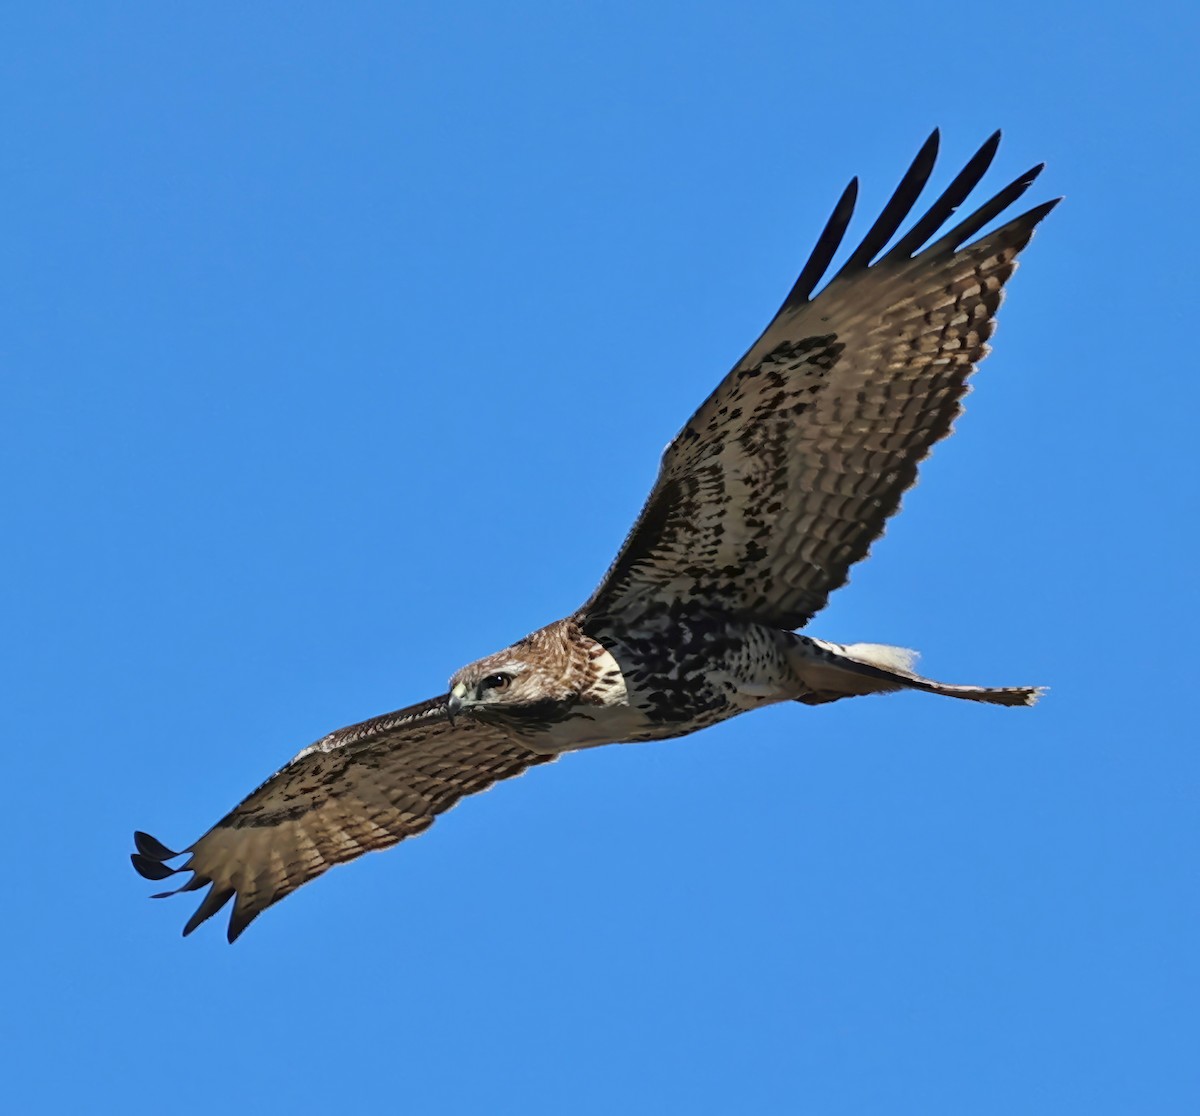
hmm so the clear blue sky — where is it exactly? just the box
[4,3,1197,1113]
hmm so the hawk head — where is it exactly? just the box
[446,621,583,724]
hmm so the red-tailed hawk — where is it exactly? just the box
[133,131,1057,942]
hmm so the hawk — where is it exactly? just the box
[133,131,1057,942]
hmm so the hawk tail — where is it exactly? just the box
[790,638,1044,707]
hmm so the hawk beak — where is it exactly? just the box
[446,684,467,725]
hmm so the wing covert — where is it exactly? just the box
[132,697,552,942]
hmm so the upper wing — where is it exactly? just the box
[131,697,552,942]
[581,131,1058,631]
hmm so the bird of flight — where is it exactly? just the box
[133,131,1057,942]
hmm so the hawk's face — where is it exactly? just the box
[446,641,578,724]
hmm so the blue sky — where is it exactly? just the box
[4,3,1197,1112]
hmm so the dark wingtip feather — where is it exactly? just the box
[925,162,1047,255]
[883,130,1004,261]
[832,129,941,279]
[777,176,858,313]
[771,132,1054,323]
[1020,196,1063,227]
[134,831,180,861]
[131,853,179,881]
[226,903,259,944]
[151,874,207,900]
[182,886,235,937]
[986,196,1062,251]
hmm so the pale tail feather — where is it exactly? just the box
[793,638,1044,707]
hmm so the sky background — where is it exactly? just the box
[4,3,1197,1113]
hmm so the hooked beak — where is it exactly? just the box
[446,683,467,726]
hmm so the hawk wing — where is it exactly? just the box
[131,698,552,942]
[581,131,1058,630]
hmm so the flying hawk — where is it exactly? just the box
[133,131,1057,942]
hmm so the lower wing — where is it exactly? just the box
[131,697,553,942]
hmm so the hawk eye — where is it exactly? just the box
[480,673,512,693]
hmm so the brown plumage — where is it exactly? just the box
[134,131,1057,941]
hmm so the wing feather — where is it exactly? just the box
[132,697,552,942]
[581,133,1058,630]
